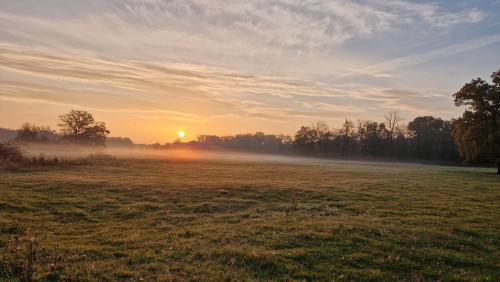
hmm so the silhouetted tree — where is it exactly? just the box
[16,123,56,142]
[106,137,134,146]
[197,135,222,147]
[58,110,110,146]
[452,70,500,174]
[16,123,40,142]
[314,121,333,156]
[408,116,458,161]
[294,126,319,154]
[37,126,57,142]
[357,120,388,157]
[385,111,403,144]
[337,119,356,157]
[188,115,461,163]
[277,134,294,146]
[195,132,291,153]
[391,125,411,160]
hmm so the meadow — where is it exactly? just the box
[0,154,499,281]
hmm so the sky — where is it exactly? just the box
[0,0,499,143]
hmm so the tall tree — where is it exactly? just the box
[58,110,110,146]
[452,70,500,174]
[337,119,355,157]
[357,120,387,157]
[314,121,332,156]
[385,111,402,142]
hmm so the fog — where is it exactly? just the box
[17,143,438,171]
[20,143,324,165]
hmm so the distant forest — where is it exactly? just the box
[0,114,466,164]
[184,114,460,163]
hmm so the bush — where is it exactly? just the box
[0,142,24,164]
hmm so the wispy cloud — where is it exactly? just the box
[376,0,486,27]
[329,33,500,80]
[0,44,363,121]
[0,0,489,74]
[0,0,495,141]
[0,44,457,124]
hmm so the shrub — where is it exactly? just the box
[0,142,24,169]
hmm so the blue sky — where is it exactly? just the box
[0,0,499,142]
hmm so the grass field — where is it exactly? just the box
[0,156,499,281]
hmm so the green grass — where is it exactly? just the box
[0,158,499,281]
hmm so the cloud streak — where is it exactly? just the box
[0,0,489,75]
[329,33,500,80]
[0,44,457,123]
[0,44,364,121]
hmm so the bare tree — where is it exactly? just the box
[313,121,331,141]
[340,119,355,139]
[385,111,403,141]
[16,123,40,142]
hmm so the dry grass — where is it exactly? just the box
[0,158,499,281]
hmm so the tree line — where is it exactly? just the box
[5,70,500,172]
[182,114,460,163]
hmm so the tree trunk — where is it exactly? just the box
[497,162,500,175]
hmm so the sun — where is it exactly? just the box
[177,131,185,139]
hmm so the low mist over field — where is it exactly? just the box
[19,143,347,166]
[21,143,300,163]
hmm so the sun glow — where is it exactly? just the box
[177,131,186,139]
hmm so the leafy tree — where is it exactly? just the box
[357,120,387,157]
[82,121,110,146]
[408,116,458,161]
[336,119,355,156]
[452,70,500,174]
[294,126,319,154]
[58,110,110,146]
[314,121,333,156]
